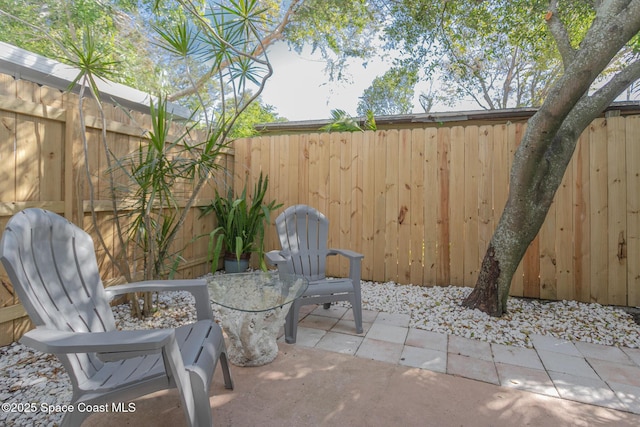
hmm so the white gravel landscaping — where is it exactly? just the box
[2,278,640,426]
[356,280,640,348]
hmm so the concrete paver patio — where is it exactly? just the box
[84,304,640,426]
[293,305,640,415]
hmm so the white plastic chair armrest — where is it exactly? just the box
[20,327,173,355]
[265,250,289,266]
[328,248,364,260]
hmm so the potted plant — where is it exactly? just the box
[201,173,282,273]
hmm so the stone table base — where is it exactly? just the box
[216,303,292,366]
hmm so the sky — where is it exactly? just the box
[259,42,639,123]
[259,41,397,122]
[258,42,479,122]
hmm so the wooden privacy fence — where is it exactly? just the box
[1,67,638,345]
[0,74,231,344]
[233,113,640,308]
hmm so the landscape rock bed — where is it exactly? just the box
[354,281,640,348]
[2,279,640,426]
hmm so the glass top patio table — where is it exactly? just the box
[206,271,309,312]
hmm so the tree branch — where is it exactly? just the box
[541,57,640,200]
[501,46,520,108]
[595,0,633,17]
[546,0,576,67]
[569,58,640,129]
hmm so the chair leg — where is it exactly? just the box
[188,370,213,427]
[323,302,331,309]
[352,298,363,334]
[219,351,234,390]
[285,301,301,344]
[163,338,197,427]
[352,288,363,334]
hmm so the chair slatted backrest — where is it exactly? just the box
[275,205,329,282]
[0,209,115,386]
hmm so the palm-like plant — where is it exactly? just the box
[61,0,274,317]
[320,109,377,132]
[201,173,281,271]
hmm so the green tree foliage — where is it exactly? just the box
[228,100,285,138]
[6,1,634,116]
[282,0,382,81]
[379,0,571,109]
[356,66,418,115]
[0,0,162,94]
[0,0,382,123]
[370,0,637,111]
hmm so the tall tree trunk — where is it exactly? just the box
[463,0,640,316]
[463,130,576,315]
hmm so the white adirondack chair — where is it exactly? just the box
[0,209,233,427]
[266,205,364,343]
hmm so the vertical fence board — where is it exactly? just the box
[492,124,509,231]
[373,131,387,282]
[0,111,15,201]
[351,132,364,275]
[449,126,465,286]
[16,79,36,103]
[539,196,557,300]
[523,235,541,298]
[410,129,426,285]
[259,136,273,249]
[0,74,16,96]
[278,135,290,219]
[478,126,494,286]
[83,129,100,203]
[111,132,132,203]
[361,131,375,280]
[63,94,82,224]
[384,130,400,282]
[318,133,330,218]
[590,118,609,304]
[556,157,574,301]
[288,134,300,212]
[250,136,262,193]
[436,128,451,285]
[573,131,591,302]
[298,133,310,206]
[398,129,412,283]
[338,133,352,277]
[308,133,320,214]
[234,133,250,187]
[607,116,627,305]
[0,90,15,331]
[522,128,540,297]
[423,128,438,285]
[327,133,342,275]
[627,116,640,306]
[15,115,39,202]
[40,121,64,203]
[464,126,479,286]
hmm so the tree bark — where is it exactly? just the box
[463,0,640,316]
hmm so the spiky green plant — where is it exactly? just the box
[200,172,281,271]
